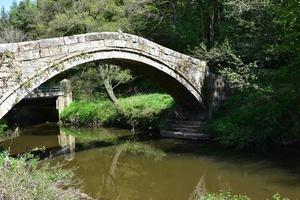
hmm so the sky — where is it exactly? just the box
[0,0,22,11]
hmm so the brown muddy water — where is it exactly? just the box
[1,123,300,200]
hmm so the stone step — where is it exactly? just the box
[168,120,207,126]
[160,130,211,141]
[170,127,201,132]
[169,123,204,129]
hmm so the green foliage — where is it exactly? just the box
[9,0,38,39]
[0,152,85,200]
[207,61,300,148]
[66,64,134,101]
[197,191,288,200]
[0,25,26,43]
[271,193,290,200]
[271,0,300,56]
[119,93,174,128]
[193,40,258,90]
[0,120,8,138]
[192,0,300,148]
[201,191,250,200]
[60,100,118,125]
[60,93,174,129]
[219,0,275,61]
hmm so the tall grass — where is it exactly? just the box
[0,153,92,200]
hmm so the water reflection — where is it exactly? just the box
[1,124,300,199]
[57,129,75,161]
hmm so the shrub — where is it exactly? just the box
[207,62,300,148]
[0,120,8,138]
[0,152,90,200]
[201,192,250,200]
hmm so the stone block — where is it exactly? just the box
[76,35,86,43]
[85,33,103,41]
[15,50,40,61]
[48,46,63,56]
[125,40,133,49]
[0,43,19,53]
[39,38,64,48]
[68,43,88,52]
[88,41,105,49]
[19,41,39,51]
[64,36,78,45]
[39,48,50,57]
[104,39,116,47]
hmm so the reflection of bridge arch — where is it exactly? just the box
[0,32,207,118]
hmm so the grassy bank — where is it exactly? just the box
[0,153,91,200]
[60,93,174,130]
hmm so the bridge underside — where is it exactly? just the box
[96,59,202,111]
[5,97,59,127]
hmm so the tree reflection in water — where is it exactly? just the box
[98,142,166,200]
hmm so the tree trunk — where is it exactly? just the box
[103,78,119,105]
[209,5,215,45]
[103,78,123,113]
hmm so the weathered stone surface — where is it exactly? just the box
[39,38,64,48]
[19,41,39,51]
[0,32,208,119]
[0,43,19,53]
[63,36,78,45]
[15,49,40,60]
[48,46,64,56]
[85,33,103,41]
[39,48,51,57]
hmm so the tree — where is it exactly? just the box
[68,63,134,107]
[0,7,8,23]
[9,0,38,39]
[0,26,26,43]
[219,0,276,64]
[271,0,300,61]
[97,63,134,107]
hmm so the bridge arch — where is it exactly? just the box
[0,32,207,118]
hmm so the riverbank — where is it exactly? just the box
[0,152,93,200]
[60,93,174,130]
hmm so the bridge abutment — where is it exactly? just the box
[56,79,72,115]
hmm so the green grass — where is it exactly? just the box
[60,93,174,129]
[0,152,88,200]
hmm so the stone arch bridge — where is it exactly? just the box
[0,32,222,119]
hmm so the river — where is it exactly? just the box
[1,123,300,200]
